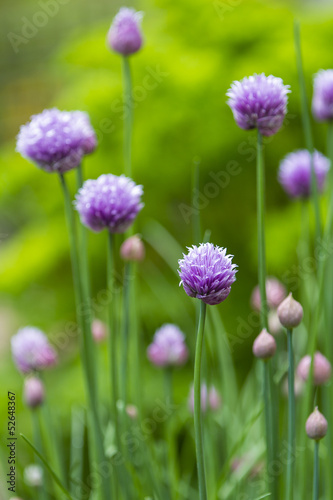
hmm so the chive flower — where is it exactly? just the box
[297,352,332,386]
[11,327,57,374]
[312,69,333,122]
[306,407,328,441]
[251,276,286,312]
[147,324,189,367]
[24,377,45,408]
[75,174,143,233]
[278,150,330,199]
[107,8,143,56]
[226,73,290,136]
[178,243,237,306]
[16,108,97,174]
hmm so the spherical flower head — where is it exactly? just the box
[107,8,143,56]
[178,243,237,306]
[277,293,303,329]
[312,70,333,121]
[226,74,290,137]
[306,407,328,441]
[252,328,276,360]
[24,464,43,487]
[24,377,45,409]
[188,383,208,414]
[120,235,145,262]
[251,277,286,311]
[297,351,332,386]
[92,319,107,343]
[75,174,144,233]
[11,327,57,374]
[208,386,222,411]
[16,108,97,174]
[147,324,189,368]
[278,150,330,199]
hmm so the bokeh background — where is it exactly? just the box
[1,0,333,497]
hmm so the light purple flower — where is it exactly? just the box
[75,174,144,233]
[147,324,189,367]
[107,8,143,56]
[178,243,237,306]
[278,150,330,199]
[312,70,333,121]
[16,108,97,174]
[251,277,287,311]
[188,383,208,414]
[227,74,290,136]
[11,327,57,374]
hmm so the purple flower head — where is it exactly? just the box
[16,108,97,174]
[11,327,57,374]
[75,174,144,233]
[147,324,189,368]
[107,8,143,56]
[312,70,333,121]
[178,243,237,306]
[278,150,330,199]
[226,74,290,137]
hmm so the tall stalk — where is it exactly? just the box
[194,301,207,500]
[312,441,319,500]
[286,328,295,500]
[122,57,133,177]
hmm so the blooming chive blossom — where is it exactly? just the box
[16,108,97,174]
[226,74,290,136]
[11,327,57,374]
[278,150,330,199]
[107,8,143,56]
[251,277,286,311]
[75,174,143,233]
[147,324,189,367]
[178,243,237,306]
[312,70,333,121]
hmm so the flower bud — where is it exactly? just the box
[297,351,332,386]
[126,404,138,420]
[268,309,283,336]
[24,377,45,408]
[277,293,303,329]
[120,235,145,262]
[107,8,143,56]
[306,407,328,441]
[208,386,222,411]
[92,319,107,343]
[252,329,276,360]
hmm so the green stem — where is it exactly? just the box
[120,262,131,409]
[294,20,321,244]
[192,157,202,244]
[122,56,133,176]
[256,131,268,330]
[194,301,207,500]
[286,329,295,500]
[164,368,177,499]
[313,441,319,500]
[263,361,274,498]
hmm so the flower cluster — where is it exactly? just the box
[312,69,333,122]
[107,8,143,56]
[11,327,57,374]
[147,324,189,367]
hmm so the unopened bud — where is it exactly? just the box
[297,351,332,386]
[252,329,276,360]
[306,407,328,441]
[277,293,303,329]
[24,377,45,408]
[120,235,145,262]
[92,319,107,343]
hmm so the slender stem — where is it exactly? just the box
[256,131,268,330]
[122,56,133,176]
[286,329,295,500]
[76,165,91,310]
[164,368,177,499]
[192,157,202,244]
[294,20,321,244]
[120,262,131,409]
[194,301,207,500]
[263,361,274,498]
[313,441,319,500]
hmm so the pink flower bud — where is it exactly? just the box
[120,235,145,262]
[251,277,286,311]
[268,310,283,336]
[306,407,328,440]
[297,351,332,386]
[92,319,107,343]
[252,329,276,360]
[277,293,303,329]
[107,8,143,56]
[24,377,45,408]
[126,404,138,420]
[208,386,222,411]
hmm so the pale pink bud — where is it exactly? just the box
[126,404,138,420]
[120,235,145,262]
[277,293,303,329]
[24,377,45,408]
[268,309,283,336]
[306,407,328,440]
[92,319,107,343]
[252,329,276,360]
[208,386,222,411]
[251,277,287,311]
[297,351,332,386]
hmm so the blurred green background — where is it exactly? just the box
[1,0,333,497]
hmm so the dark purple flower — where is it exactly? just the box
[227,74,290,137]
[178,243,237,306]
[107,8,143,56]
[147,324,189,367]
[312,70,333,122]
[278,150,330,199]
[16,108,97,174]
[75,174,143,233]
[11,327,57,374]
